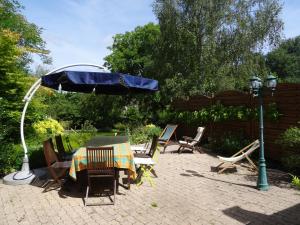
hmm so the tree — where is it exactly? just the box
[0,0,51,173]
[103,23,162,124]
[104,23,160,78]
[0,0,50,142]
[153,0,283,97]
[0,0,51,66]
[266,35,300,83]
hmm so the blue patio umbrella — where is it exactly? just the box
[3,63,158,186]
[41,70,158,94]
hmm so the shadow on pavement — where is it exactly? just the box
[244,168,292,189]
[223,203,300,225]
[181,170,257,189]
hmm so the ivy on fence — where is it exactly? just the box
[158,103,281,125]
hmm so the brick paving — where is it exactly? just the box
[1,144,300,225]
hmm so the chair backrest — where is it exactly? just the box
[190,127,205,145]
[86,136,128,146]
[244,140,260,156]
[86,146,114,171]
[65,136,73,152]
[43,138,59,166]
[148,136,159,158]
[55,135,67,158]
[159,124,178,141]
[218,140,260,163]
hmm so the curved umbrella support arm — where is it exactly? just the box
[20,79,41,158]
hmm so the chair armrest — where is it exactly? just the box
[183,136,194,142]
[131,146,147,154]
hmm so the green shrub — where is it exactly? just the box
[130,124,162,144]
[277,126,300,173]
[65,131,97,149]
[208,131,251,156]
[291,175,300,189]
[28,146,47,169]
[114,122,127,132]
[281,155,300,174]
[144,124,162,138]
[80,120,97,133]
[32,118,64,140]
[0,143,23,176]
[278,127,300,150]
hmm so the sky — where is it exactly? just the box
[20,0,300,70]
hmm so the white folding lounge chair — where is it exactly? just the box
[216,140,259,174]
[177,127,205,153]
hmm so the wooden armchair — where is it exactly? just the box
[178,127,205,153]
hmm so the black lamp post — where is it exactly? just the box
[249,74,277,191]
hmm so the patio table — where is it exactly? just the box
[69,140,136,180]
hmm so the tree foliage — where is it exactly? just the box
[104,23,160,78]
[104,22,162,122]
[153,0,283,97]
[0,0,52,174]
[0,0,50,142]
[0,0,50,66]
[266,35,300,83]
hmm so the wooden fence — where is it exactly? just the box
[172,83,300,161]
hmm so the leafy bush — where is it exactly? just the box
[277,126,300,174]
[208,131,251,156]
[28,146,47,169]
[65,131,97,149]
[32,118,64,139]
[130,124,162,144]
[0,143,23,176]
[291,175,300,189]
[281,155,300,174]
[121,105,144,128]
[114,122,127,132]
[278,127,300,150]
[157,109,176,125]
[80,120,97,133]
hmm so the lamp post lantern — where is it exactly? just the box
[249,74,277,191]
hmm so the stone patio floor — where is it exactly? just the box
[0,144,300,225]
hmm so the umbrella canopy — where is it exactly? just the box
[41,70,158,94]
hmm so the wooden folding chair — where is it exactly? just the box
[158,124,178,153]
[216,140,259,174]
[134,142,160,187]
[43,139,71,190]
[85,146,116,206]
[134,136,158,158]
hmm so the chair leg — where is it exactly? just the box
[144,166,155,187]
[85,185,89,207]
[113,179,116,205]
[127,171,131,190]
[137,165,156,187]
[163,145,167,153]
[218,163,235,174]
[177,146,182,154]
[136,166,144,186]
